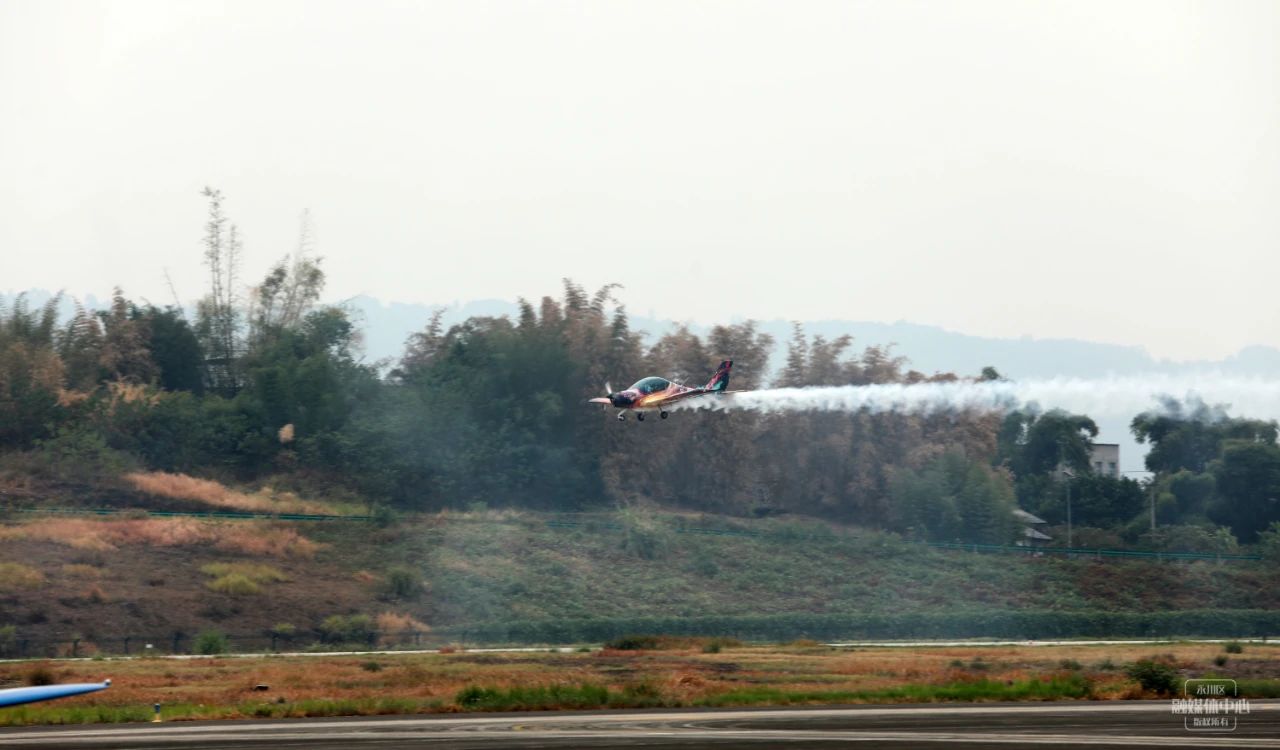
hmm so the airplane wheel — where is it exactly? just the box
[616,413,626,422]
[660,411,669,419]
[636,413,645,421]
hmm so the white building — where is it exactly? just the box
[1090,443,1120,477]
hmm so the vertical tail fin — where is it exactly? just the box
[704,360,732,392]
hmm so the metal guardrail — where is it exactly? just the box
[5,508,1259,559]
[0,630,440,660]
[544,520,1262,562]
[925,540,1260,561]
[10,507,371,522]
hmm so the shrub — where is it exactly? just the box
[319,614,375,645]
[455,683,612,711]
[1258,521,1280,563]
[207,573,261,596]
[1059,659,1082,671]
[1224,641,1244,654]
[0,626,17,658]
[604,635,662,651]
[375,612,430,646]
[1126,659,1178,695]
[271,622,297,639]
[361,660,383,672]
[0,563,44,592]
[25,666,55,686]
[30,427,137,483]
[195,629,229,655]
[1214,654,1229,667]
[371,504,397,528]
[201,562,287,584]
[383,567,421,600]
[61,564,103,579]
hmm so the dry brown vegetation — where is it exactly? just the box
[124,471,330,515]
[0,562,44,592]
[199,562,288,597]
[1,642,1276,725]
[375,612,431,647]
[60,564,103,579]
[199,562,289,583]
[0,518,320,558]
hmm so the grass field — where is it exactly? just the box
[1,640,1278,726]
[3,507,1280,654]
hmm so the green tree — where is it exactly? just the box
[0,295,67,447]
[1209,441,1280,542]
[1000,409,1099,477]
[1058,474,1147,527]
[891,452,1017,543]
[194,629,228,655]
[137,306,204,393]
[97,289,157,384]
[1132,397,1277,474]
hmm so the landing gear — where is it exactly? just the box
[616,412,626,422]
[636,412,645,421]
[660,411,669,419]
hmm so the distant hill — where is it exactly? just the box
[343,294,1280,380]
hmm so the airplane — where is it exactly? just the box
[590,360,735,421]
[0,680,111,708]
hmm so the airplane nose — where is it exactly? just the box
[610,392,634,407]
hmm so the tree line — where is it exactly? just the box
[2,190,1278,551]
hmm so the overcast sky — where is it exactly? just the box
[2,1,1277,361]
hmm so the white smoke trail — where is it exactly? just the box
[673,375,1280,420]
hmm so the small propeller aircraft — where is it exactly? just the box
[590,360,735,421]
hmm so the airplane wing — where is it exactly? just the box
[587,397,611,404]
[0,680,111,707]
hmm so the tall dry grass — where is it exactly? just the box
[0,562,44,592]
[199,562,288,582]
[0,518,320,558]
[376,612,431,647]
[60,564,103,579]
[124,471,329,515]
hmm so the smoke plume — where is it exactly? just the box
[672,375,1280,420]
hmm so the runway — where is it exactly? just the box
[1,701,1277,749]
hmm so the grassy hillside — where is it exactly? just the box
[3,498,1279,654]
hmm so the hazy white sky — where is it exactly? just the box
[2,1,1277,360]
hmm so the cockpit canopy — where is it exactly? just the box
[629,376,671,395]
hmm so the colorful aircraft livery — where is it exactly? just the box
[589,360,735,421]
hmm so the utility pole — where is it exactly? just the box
[1058,444,1074,548]
[1064,469,1073,548]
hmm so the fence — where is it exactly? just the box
[4,610,1277,659]
[7,508,1259,560]
[0,629,440,660]
[544,519,1262,562]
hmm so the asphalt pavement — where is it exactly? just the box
[1,700,1276,749]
